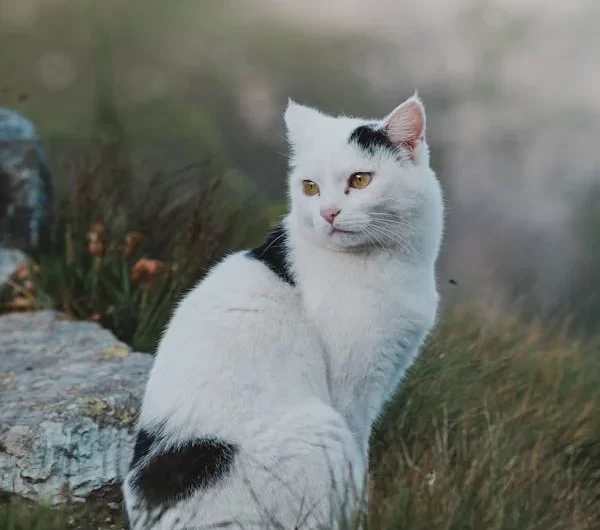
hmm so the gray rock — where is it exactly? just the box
[0,247,28,288]
[0,311,152,504]
[0,108,54,250]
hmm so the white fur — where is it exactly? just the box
[123,94,444,529]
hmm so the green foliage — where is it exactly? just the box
[0,500,72,530]
[0,488,125,530]
[1,142,269,352]
[31,235,191,353]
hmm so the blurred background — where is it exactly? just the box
[1,0,599,336]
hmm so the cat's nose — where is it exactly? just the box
[320,208,341,225]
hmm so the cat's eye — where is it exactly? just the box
[302,180,320,196]
[348,172,373,190]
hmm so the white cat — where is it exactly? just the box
[123,93,444,530]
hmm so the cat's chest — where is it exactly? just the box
[302,275,404,349]
[299,264,436,355]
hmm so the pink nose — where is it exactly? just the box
[320,208,341,224]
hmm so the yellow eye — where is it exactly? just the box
[348,172,373,189]
[302,180,320,196]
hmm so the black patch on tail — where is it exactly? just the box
[129,427,238,509]
[349,124,397,157]
[247,223,295,285]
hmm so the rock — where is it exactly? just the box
[0,247,28,288]
[0,311,153,504]
[0,108,54,250]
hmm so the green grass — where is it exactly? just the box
[0,487,125,530]
[370,309,600,529]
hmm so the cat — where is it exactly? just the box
[123,93,444,530]
[0,108,53,250]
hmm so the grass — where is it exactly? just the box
[0,487,125,530]
[371,309,600,529]
[1,144,599,529]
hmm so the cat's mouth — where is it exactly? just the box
[330,226,354,235]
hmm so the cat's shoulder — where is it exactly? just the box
[200,223,294,289]
[172,227,295,316]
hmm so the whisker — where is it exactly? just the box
[362,226,388,253]
[369,216,417,231]
[368,212,399,219]
[371,227,412,248]
[369,219,417,237]
[367,224,415,253]
[369,221,411,239]
[259,232,286,256]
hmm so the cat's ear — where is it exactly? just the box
[284,98,322,145]
[383,93,426,162]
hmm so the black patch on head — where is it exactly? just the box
[129,428,238,509]
[247,223,295,285]
[349,124,398,157]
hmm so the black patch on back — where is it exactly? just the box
[247,223,295,285]
[129,428,238,509]
[130,428,155,470]
[349,124,397,157]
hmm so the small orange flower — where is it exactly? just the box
[131,259,166,287]
[123,232,145,256]
[87,223,106,257]
[9,296,35,311]
[89,221,105,237]
[88,238,104,257]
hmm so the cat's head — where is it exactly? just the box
[284,94,443,257]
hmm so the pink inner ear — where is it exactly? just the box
[385,101,425,158]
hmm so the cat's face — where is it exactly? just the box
[285,95,442,254]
